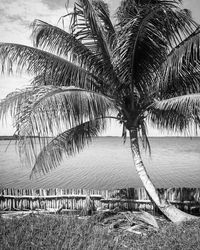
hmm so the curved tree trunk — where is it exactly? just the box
[129,127,197,223]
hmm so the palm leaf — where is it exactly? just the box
[29,118,108,177]
[117,0,196,44]
[31,20,105,76]
[139,120,151,154]
[115,5,167,93]
[152,94,200,116]
[115,0,197,94]
[0,43,99,90]
[70,0,120,88]
[92,0,116,49]
[30,72,105,93]
[148,108,192,133]
[0,87,34,124]
[148,94,200,133]
[160,27,200,95]
[70,0,110,54]
[15,86,115,138]
[158,67,200,99]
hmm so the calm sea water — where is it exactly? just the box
[0,137,200,190]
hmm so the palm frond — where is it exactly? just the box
[139,120,151,154]
[92,0,116,49]
[148,108,192,133]
[152,94,200,117]
[70,0,110,54]
[30,72,106,94]
[31,20,105,76]
[159,4,197,48]
[159,68,200,99]
[0,87,34,124]
[122,123,127,143]
[70,0,120,89]
[160,27,200,96]
[15,85,116,138]
[117,0,196,45]
[0,43,99,90]
[29,118,108,177]
[115,5,168,93]
[148,94,200,133]
[115,0,197,94]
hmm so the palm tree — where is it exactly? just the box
[0,0,200,222]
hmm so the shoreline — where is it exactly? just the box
[1,135,200,140]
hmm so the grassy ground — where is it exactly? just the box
[0,214,200,250]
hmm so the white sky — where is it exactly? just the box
[0,0,200,136]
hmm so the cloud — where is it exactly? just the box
[0,0,72,44]
[0,0,73,105]
[0,0,64,23]
[183,0,200,23]
[104,0,121,15]
[41,0,70,10]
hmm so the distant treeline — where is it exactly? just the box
[0,135,19,140]
[0,135,53,140]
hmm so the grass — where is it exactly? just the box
[135,219,200,250]
[0,214,200,249]
[0,214,117,250]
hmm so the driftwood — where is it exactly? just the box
[1,211,34,219]
[0,208,81,219]
[0,210,61,219]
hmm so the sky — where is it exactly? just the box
[0,0,200,136]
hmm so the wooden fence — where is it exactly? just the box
[0,187,200,215]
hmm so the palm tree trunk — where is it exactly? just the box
[129,127,197,223]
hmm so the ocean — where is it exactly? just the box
[0,137,200,190]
